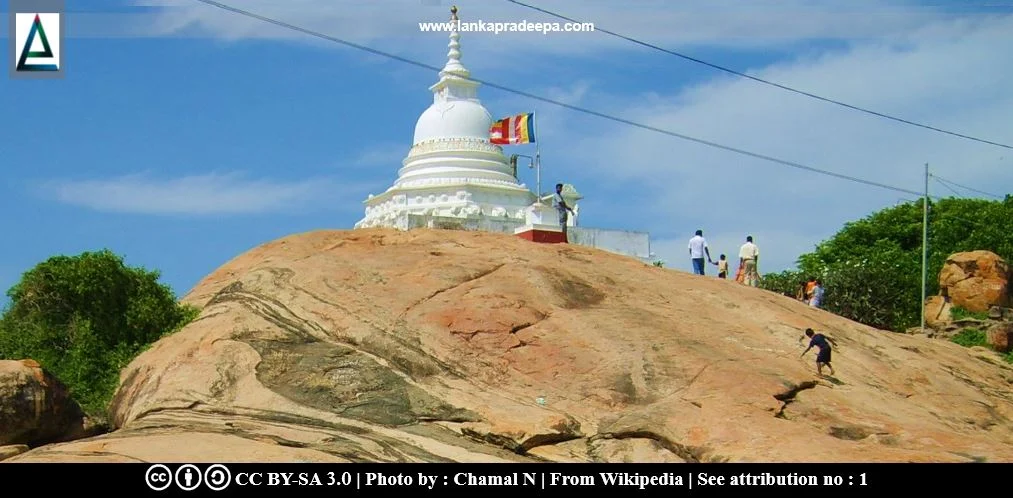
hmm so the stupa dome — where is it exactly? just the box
[412,100,493,145]
[408,5,493,146]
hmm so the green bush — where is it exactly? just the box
[949,328,1013,365]
[0,250,198,417]
[757,270,803,299]
[950,306,989,321]
[950,328,989,348]
[760,196,1013,332]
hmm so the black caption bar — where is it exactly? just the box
[3,462,1006,496]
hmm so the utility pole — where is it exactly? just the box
[534,150,542,205]
[534,112,542,205]
[921,163,929,333]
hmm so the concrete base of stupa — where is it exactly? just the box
[514,223,567,244]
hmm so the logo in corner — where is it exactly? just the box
[145,464,173,491]
[204,464,232,491]
[175,464,203,491]
[14,12,61,72]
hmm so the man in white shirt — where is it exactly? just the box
[738,235,760,286]
[688,230,711,275]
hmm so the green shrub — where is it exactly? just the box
[950,306,989,321]
[0,250,199,417]
[761,196,1013,332]
[950,328,989,348]
[949,328,1013,365]
[758,270,804,299]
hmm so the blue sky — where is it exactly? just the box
[2,0,1012,303]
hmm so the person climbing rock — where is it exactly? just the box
[801,328,837,376]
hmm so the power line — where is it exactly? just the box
[189,0,934,199]
[933,177,964,198]
[909,175,1006,202]
[931,175,1005,200]
[504,0,1013,151]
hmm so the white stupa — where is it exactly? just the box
[354,7,654,263]
[354,6,550,231]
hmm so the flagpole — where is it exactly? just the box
[534,111,542,205]
[921,163,929,333]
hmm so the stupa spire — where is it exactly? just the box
[439,5,469,79]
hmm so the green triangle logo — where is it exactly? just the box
[17,14,59,72]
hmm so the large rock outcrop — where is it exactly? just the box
[988,322,1013,353]
[7,229,1013,463]
[0,360,94,448]
[939,251,1011,313]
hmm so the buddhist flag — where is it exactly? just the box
[489,112,535,145]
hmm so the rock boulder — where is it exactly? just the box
[6,229,1013,463]
[987,322,1013,353]
[0,360,94,447]
[924,295,952,328]
[938,251,1010,313]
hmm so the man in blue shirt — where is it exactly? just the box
[801,328,837,376]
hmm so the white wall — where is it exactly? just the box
[393,213,654,263]
[569,227,653,260]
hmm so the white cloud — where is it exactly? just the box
[125,0,971,68]
[40,171,374,216]
[0,13,162,39]
[514,13,1013,273]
